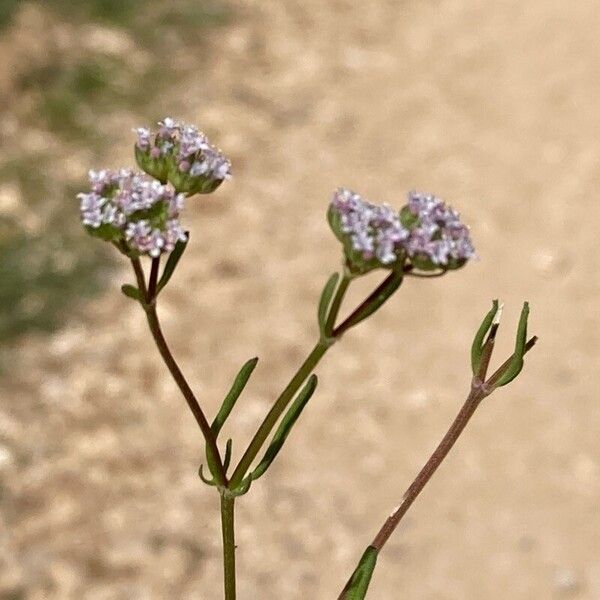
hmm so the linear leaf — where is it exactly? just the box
[250,374,318,481]
[340,546,379,600]
[121,284,143,302]
[470,300,499,375]
[156,234,189,294]
[318,272,340,335]
[223,438,233,473]
[211,357,259,436]
[495,302,529,387]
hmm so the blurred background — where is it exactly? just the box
[0,1,598,598]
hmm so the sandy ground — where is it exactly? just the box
[2,1,600,598]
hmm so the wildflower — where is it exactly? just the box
[328,188,409,274]
[328,188,476,275]
[134,118,231,194]
[77,169,187,257]
[400,191,476,270]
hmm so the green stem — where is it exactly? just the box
[229,275,353,488]
[229,341,329,488]
[221,493,236,600]
[131,258,227,486]
[333,270,398,337]
[147,256,160,302]
[324,274,351,335]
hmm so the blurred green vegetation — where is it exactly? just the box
[0,0,229,344]
[0,0,228,33]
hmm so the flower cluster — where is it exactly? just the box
[134,117,231,194]
[328,188,475,273]
[78,169,187,257]
[329,188,408,267]
[401,191,476,269]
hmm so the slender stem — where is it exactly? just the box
[337,388,484,599]
[333,270,397,337]
[131,257,148,297]
[229,341,329,488]
[324,274,351,335]
[371,389,482,550]
[131,259,227,486]
[147,256,160,302]
[220,493,236,600]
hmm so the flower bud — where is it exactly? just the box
[134,118,231,194]
[77,169,187,257]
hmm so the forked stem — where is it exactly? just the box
[130,258,227,486]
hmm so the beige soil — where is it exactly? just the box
[1,1,599,598]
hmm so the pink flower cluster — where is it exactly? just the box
[135,117,231,183]
[78,169,187,257]
[330,188,475,268]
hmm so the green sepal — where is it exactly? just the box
[156,235,189,294]
[494,302,529,387]
[318,273,340,336]
[340,546,379,600]
[211,357,259,437]
[128,199,169,229]
[167,162,224,195]
[409,255,441,271]
[409,254,465,273]
[399,205,419,229]
[471,300,499,375]
[120,284,143,302]
[85,223,123,242]
[249,374,318,482]
[135,145,169,183]
[337,271,403,334]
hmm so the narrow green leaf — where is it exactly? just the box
[471,300,499,375]
[495,302,529,387]
[229,475,252,497]
[205,358,258,480]
[198,464,217,486]
[156,234,189,294]
[250,374,318,481]
[336,271,402,334]
[121,284,143,302]
[211,357,259,437]
[223,438,233,473]
[318,272,340,335]
[340,546,379,600]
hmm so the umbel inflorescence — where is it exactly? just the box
[134,117,232,195]
[328,187,476,275]
[78,169,187,257]
[78,118,233,258]
[78,117,476,271]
